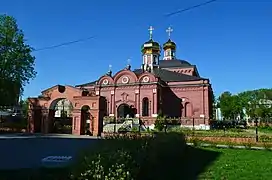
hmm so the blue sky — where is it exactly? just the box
[1,0,271,99]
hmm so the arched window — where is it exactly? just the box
[142,97,149,116]
[185,102,191,117]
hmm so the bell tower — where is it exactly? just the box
[163,27,176,60]
[141,26,161,71]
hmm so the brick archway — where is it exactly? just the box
[28,85,105,136]
[47,98,74,134]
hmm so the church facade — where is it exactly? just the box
[28,27,213,136]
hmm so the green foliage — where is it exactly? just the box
[154,115,166,131]
[76,150,134,180]
[19,99,28,118]
[0,14,36,106]
[71,135,152,179]
[71,133,187,180]
[218,91,244,120]
[131,126,139,133]
[218,89,272,121]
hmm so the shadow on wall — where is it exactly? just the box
[161,86,182,117]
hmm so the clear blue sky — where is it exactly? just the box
[1,0,271,99]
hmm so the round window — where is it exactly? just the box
[102,79,109,85]
[122,76,129,84]
[142,76,150,83]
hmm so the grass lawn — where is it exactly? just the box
[198,147,272,180]
[143,145,272,180]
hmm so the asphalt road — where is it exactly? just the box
[0,134,99,170]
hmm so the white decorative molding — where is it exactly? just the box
[110,90,115,95]
[200,114,205,118]
[142,76,150,83]
[102,79,109,85]
[135,114,140,117]
[152,114,158,117]
[95,91,100,95]
[152,89,157,93]
[109,114,115,117]
[122,76,129,84]
[135,89,139,94]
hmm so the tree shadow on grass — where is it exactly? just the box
[176,145,221,180]
[138,133,221,180]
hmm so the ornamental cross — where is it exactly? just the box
[148,26,154,39]
[166,27,173,39]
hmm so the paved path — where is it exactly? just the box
[0,134,99,170]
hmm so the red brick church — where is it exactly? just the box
[28,26,213,136]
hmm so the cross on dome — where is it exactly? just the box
[148,26,154,39]
[166,27,173,39]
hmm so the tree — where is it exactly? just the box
[0,14,36,106]
[238,89,272,122]
[19,99,29,118]
[218,91,244,120]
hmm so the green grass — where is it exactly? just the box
[199,148,272,180]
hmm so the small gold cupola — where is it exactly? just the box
[141,26,161,71]
[163,27,176,60]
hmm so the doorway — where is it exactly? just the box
[117,103,136,118]
[81,105,92,135]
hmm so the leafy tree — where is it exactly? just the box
[218,91,244,120]
[218,91,232,120]
[238,89,272,122]
[19,99,29,118]
[0,14,36,106]
[211,91,217,119]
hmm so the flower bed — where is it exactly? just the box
[187,136,256,143]
[0,127,26,134]
[186,136,272,149]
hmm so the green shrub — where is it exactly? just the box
[154,118,165,131]
[131,126,139,133]
[71,134,151,179]
[71,132,186,180]
[260,135,272,142]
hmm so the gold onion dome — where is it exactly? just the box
[163,39,176,50]
[141,39,160,53]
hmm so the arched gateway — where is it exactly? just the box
[48,98,73,134]
[28,85,106,136]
